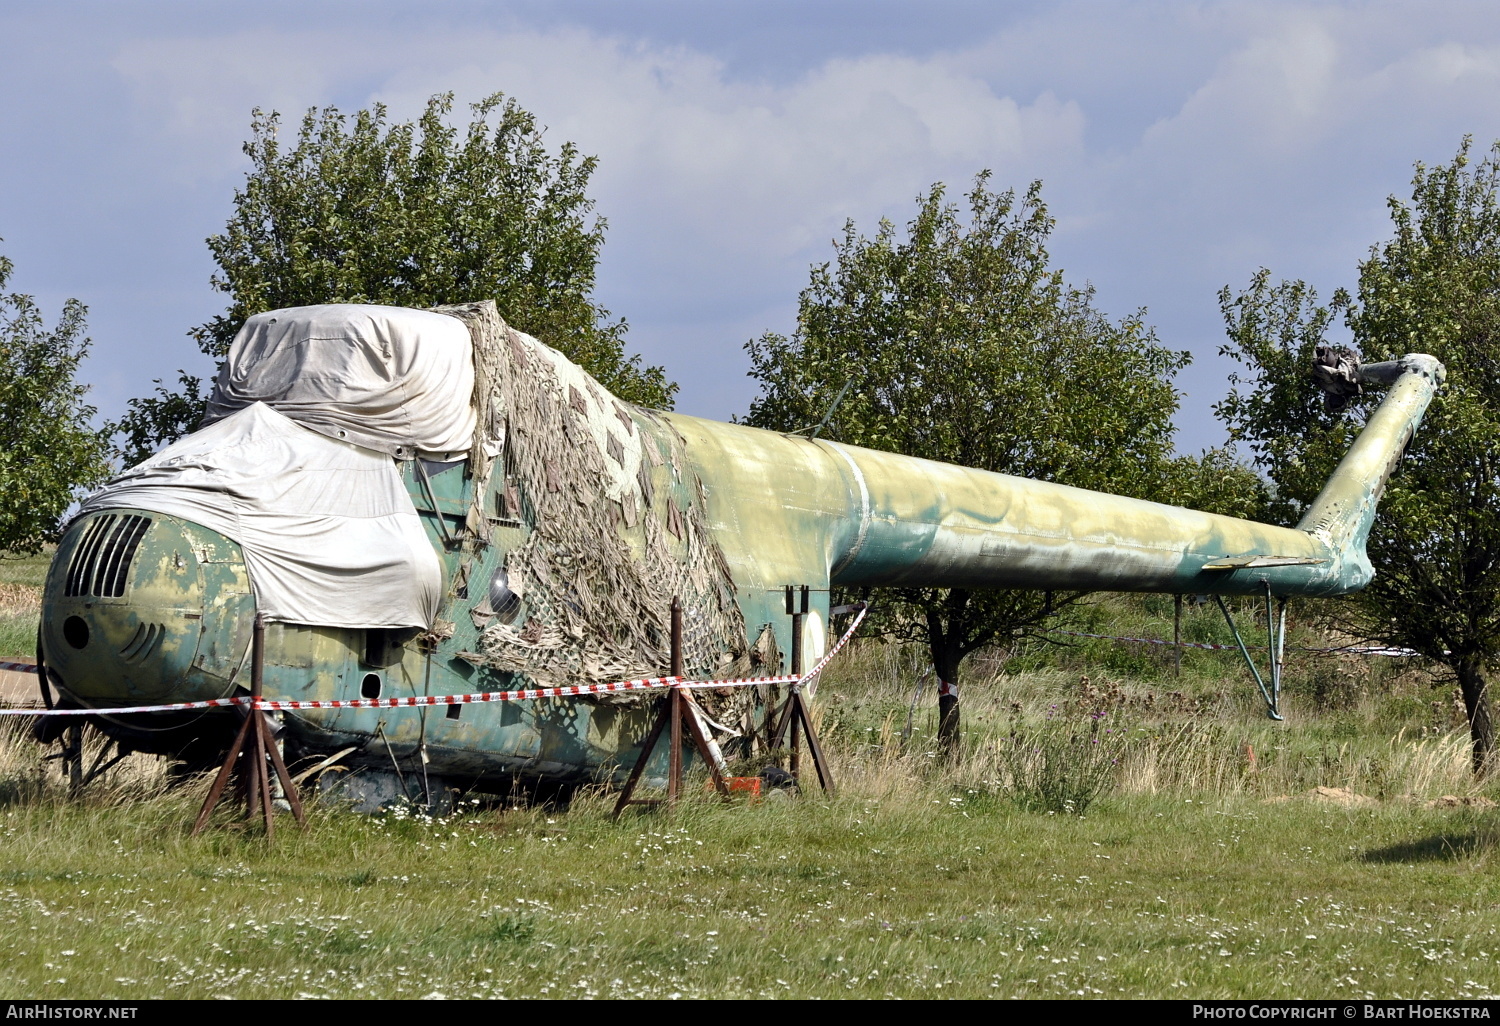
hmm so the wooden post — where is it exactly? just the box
[796,692,835,794]
[62,725,83,793]
[609,703,670,816]
[246,614,265,823]
[191,701,256,837]
[769,685,835,796]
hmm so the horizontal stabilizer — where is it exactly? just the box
[1202,555,1327,571]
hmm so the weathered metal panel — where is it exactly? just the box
[35,336,1444,788]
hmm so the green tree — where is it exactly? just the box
[117,92,675,465]
[1156,447,1270,522]
[746,175,1190,748]
[0,247,110,553]
[1218,139,1500,772]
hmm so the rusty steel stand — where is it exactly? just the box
[613,597,731,817]
[191,614,307,838]
[762,585,836,795]
[765,687,835,795]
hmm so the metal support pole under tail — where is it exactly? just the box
[1214,583,1288,721]
[789,585,806,782]
[668,596,684,802]
[414,458,457,549]
[761,585,835,793]
[768,585,809,751]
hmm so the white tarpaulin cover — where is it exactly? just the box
[203,304,476,459]
[79,402,442,629]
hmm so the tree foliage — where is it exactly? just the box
[1156,447,1270,523]
[1217,139,1500,771]
[0,249,110,554]
[116,92,674,465]
[746,175,1190,741]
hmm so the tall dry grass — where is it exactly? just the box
[811,636,1490,809]
[0,581,40,659]
[0,588,1495,999]
[0,599,1487,815]
[0,717,175,806]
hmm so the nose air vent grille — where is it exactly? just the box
[64,514,152,598]
[64,515,114,596]
[120,622,164,663]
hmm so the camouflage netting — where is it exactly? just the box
[435,302,759,705]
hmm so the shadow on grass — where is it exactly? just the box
[1361,833,1492,863]
[0,772,46,807]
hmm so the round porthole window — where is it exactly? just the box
[489,569,522,625]
[63,616,89,650]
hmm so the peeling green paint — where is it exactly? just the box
[38,355,1443,789]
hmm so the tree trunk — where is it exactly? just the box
[933,645,962,756]
[923,589,987,758]
[1454,657,1495,776]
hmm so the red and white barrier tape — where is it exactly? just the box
[252,672,807,711]
[0,696,243,717]
[0,603,869,717]
[800,600,868,683]
[1048,628,1417,657]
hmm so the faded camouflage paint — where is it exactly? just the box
[42,512,254,705]
[675,355,1445,605]
[37,355,1442,788]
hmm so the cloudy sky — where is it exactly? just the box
[3,0,1500,450]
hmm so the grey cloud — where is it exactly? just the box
[4,2,1500,448]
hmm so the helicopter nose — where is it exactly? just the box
[41,510,255,706]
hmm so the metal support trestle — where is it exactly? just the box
[191,613,308,837]
[613,597,733,816]
[762,585,836,794]
[1214,583,1288,721]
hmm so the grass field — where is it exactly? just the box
[0,549,46,661]
[1,585,1498,999]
